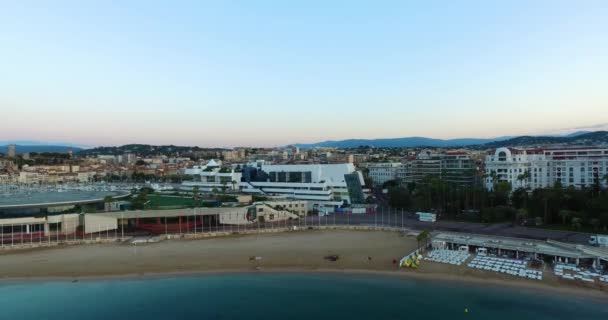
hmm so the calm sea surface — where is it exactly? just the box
[1,273,606,320]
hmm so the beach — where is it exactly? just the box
[0,229,606,298]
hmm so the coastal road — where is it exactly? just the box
[300,212,592,245]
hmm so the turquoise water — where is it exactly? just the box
[0,274,606,319]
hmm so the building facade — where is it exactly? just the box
[240,162,365,212]
[400,150,476,186]
[183,160,242,192]
[367,162,401,186]
[484,147,608,191]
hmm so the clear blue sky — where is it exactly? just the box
[2,0,607,147]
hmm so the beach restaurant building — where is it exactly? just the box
[432,232,608,269]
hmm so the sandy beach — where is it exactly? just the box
[0,230,606,298]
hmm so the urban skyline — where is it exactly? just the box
[3,1,608,147]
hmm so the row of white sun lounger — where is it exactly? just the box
[554,264,581,273]
[558,274,596,283]
[467,256,542,280]
[554,264,607,283]
[425,250,470,266]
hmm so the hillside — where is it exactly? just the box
[477,131,608,149]
[293,131,608,149]
[293,136,513,149]
[78,144,226,157]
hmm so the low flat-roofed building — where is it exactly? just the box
[432,231,608,266]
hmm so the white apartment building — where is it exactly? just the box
[183,159,242,192]
[485,147,608,191]
[367,162,401,186]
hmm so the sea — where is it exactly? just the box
[1,273,606,320]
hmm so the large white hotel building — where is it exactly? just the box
[183,160,365,212]
[485,147,608,191]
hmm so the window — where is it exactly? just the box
[278,172,287,182]
[269,172,278,182]
[304,172,312,183]
[288,172,302,183]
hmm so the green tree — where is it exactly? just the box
[382,179,399,189]
[510,187,528,209]
[365,195,375,204]
[192,186,200,199]
[388,187,412,209]
[131,192,149,210]
[491,181,511,207]
[516,208,529,223]
[416,230,431,251]
[558,209,572,226]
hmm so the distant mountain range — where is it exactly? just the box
[2,131,607,156]
[293,137,512,149]
[0,145,83,155]
[293,131,608,149]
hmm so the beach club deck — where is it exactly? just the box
[431,232,608,267]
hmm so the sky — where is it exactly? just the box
[1,0,607,147]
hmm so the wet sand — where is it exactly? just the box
[0,230,606,298]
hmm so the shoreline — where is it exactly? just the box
[0,230,606,301]
[2,267,606,301]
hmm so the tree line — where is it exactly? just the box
[387,176,608,232]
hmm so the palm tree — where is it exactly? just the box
[516,170,530,189]
[416,230,432,251]
[482,170,498,191]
